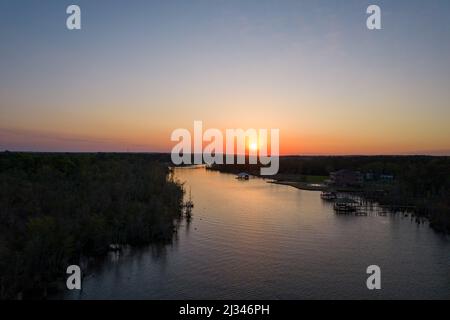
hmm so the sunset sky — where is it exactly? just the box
[1,0,449,155]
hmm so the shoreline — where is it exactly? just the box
[267,180,364,193]
[268,180,326,191]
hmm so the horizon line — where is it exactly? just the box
[1,150,449,157]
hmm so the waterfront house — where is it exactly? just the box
[364,172,395,182]
[380,174,394,181]
[328,169,363,187]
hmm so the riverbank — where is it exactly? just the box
[209,156,450,234]
[270,177,450,234]
[267,173,362,192]
[0,152,185,299]
[64,166,450,299]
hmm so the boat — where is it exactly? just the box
[236,172,250,180]
[333,198,358,213]
[320,191,337,200]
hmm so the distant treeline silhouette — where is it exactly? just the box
[0,152,183,299]
[210,155,450,233]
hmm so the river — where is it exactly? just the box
[64,167,450,299]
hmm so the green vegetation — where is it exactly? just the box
[271,174,328,184]
[0,152,184,299]
[303,175,328,183]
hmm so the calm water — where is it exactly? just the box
[65,167,450,299]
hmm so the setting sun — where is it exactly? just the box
[249,142,258,151]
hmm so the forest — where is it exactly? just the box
[0,152,183,299]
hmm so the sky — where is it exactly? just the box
[0,0,449,155]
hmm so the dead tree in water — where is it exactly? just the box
[184,188,194,220]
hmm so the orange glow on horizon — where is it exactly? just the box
[2,119,449,156]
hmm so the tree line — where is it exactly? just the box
[0,152,183,299]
